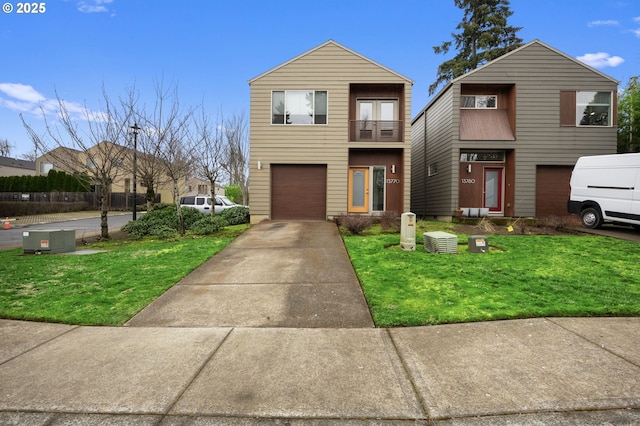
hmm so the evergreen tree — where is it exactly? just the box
[618,76,640,153]
[429,0,523,95]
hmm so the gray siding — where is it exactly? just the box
[412,41,618,218]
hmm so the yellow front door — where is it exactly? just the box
[348,167,369,213]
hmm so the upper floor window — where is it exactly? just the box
[39,162,54,174]
[560,90,614,127]
[272,90,327,125]
[461,95,497,109]
[577,91,611,126]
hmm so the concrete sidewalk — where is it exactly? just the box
[1,221,639,424]
[1,318,639,424]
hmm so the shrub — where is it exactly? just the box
[121,204,233,238]
[220,206,250,225]
[149,225,178,239]
[190,216,228,235]
[336,214,375,235]
[379,210,400,232]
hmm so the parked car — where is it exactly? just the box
[567,153,640,229]
[179,195,245,215]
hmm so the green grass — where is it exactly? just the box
[343,222,640,327]
[0,225,249,325]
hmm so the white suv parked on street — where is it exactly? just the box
[179,195,243,215]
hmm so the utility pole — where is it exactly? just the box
[129,123,141,220]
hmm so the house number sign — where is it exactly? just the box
[461,179,476,184]
[386,179,400,184]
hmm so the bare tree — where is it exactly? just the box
[140,79,194,235]
[21,87,134,239]
[223,111,250,205]
[119,86,171,212]
[0,138,12,157]
[189,107,226,209]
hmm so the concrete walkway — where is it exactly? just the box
[126,221,374,328]
[1,221,639,425]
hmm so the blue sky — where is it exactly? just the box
[1,0,639,159]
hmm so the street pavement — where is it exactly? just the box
[0,211,133,250]
[1,220,639,425]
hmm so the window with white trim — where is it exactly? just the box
[272,90,327,125]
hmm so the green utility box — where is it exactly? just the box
[23,229,76,254]
[468,235,489,253]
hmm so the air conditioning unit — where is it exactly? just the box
[23,229,76,254]
[423,231,458,254]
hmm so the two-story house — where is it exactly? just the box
[36,142,174,206]
[248,40,413,223]
[411,40,618,220]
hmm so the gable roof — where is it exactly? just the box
[454,39,619,85]
[413,39,619,123]
[248,40,413,84]
[0,156,36,170]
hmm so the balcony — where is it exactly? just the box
[349,120,403,142]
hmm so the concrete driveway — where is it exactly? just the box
[126,221,375,328]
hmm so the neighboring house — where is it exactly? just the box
[0,156,36,177]
[35,142,175,204]
[411,40,618,220]
[183,177,225,197]
[248,40,413,223]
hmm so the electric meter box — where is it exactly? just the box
[23,229,76,254]
[468,235,489,253]
[400,212,416,251]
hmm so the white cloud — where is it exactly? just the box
[587,20,619,28]
[576,52,625,68]
[0,82,106,123]
[0,83,46,103]
[634,16,640,23]
[77,0,113,14]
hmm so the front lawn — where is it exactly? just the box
[343,221,640,327]
[0,225,249,325]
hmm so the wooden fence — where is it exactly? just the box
[0,191,161,213]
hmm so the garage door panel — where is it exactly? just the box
[536,166,572,217]
[272,165,327,220]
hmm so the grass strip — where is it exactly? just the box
[0,225,247,325]
[343,225,640,327]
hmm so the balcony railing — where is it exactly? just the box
[349,120,403,142]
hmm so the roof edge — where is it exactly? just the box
[248,40,413,85]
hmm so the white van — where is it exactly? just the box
[567,153,640,229]
[179,195,242,215]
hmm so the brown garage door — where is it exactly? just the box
[271,164,327,220]
[536,165,573,217]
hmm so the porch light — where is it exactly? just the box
[391,164,396,174]
[257,161,262,170]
